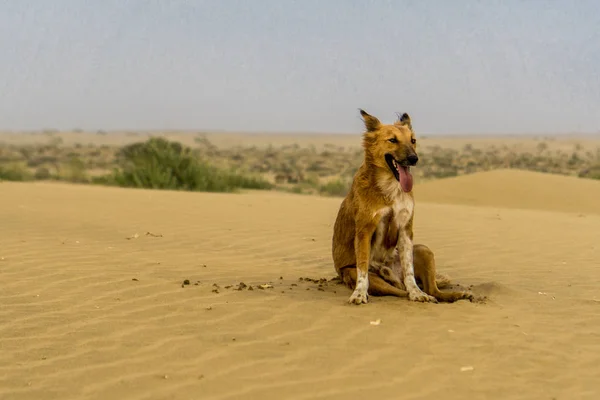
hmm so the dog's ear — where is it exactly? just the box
[359,109,381,132]
[395,112,412,130]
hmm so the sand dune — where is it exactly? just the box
[417,169,600,215]
[1,171,599,399]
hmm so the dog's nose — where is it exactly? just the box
[407,154,419,165]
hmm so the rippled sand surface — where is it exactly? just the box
[1,170,599,399]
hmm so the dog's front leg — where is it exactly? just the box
[349,222,377,305]
[398,228,437,303]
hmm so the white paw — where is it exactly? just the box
[348,289,369,305]
[408,290,438,303]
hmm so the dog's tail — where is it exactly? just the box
[340,266,409,297]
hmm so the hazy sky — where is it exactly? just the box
[1,0,599,134]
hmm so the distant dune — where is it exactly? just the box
[417,169,600,215]
[1,168,599,399]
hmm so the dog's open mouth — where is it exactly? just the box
[385,154,413,192]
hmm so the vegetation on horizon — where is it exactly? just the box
[0,137,272,193]
[1,133,600,196]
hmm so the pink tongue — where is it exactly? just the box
[398,166,413,192]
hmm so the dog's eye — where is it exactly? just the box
[388,138,398,143]
[411,138,416,144]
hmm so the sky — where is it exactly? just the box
[1,0,599,135]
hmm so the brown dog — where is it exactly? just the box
[331,109,473,305]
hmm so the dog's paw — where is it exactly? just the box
[408,290,438,303]
[348,289,368,305]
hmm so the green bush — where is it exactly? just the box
[101,137,272,192]
[34,167,52,180]
[59,156,89,183]
[0,164,33,181]
[578,165,600,180]
[319,179,350,197]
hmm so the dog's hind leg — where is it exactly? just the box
[341,267,408,298]
[413,244,473,303]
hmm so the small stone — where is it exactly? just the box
[183,279,190,285]
[258,284,273,289]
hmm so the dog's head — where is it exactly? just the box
[359,109,418,192]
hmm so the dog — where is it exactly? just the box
[331,109,473,305]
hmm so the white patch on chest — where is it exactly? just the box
[370,192,414,265]
[391,191,414,226]
[371,191,414,221]
[373,191,415,219]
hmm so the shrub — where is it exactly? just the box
[59,156,89,183]
[34,167,52,180]
[102,137,272,192]
[579,165,600,180]
[319,179,350,197]
[0,164,33,181]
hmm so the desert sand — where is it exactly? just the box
[1,169,599,400]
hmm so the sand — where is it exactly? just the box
[1,170,599,400]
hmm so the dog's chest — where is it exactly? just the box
[375,193,414,227]
[391,193,414,227]
[372,194,414,250]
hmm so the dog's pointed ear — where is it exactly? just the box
[395,112,412,130]
[359,109,381,132]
